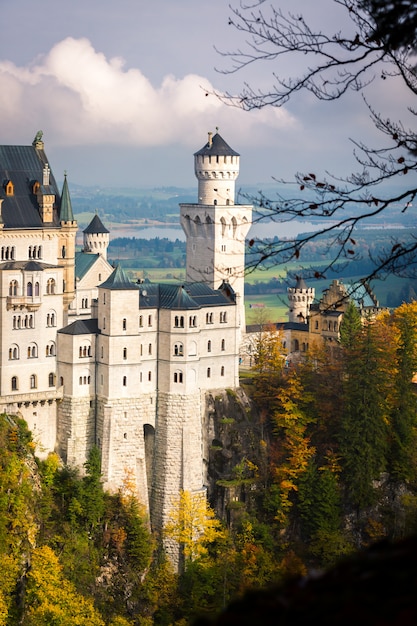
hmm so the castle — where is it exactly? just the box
[0,130,252,549]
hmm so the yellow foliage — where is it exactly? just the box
[164,490,226,562]
[25,545,105,626]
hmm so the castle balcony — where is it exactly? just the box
[0,386,64,407]
[6,296,42,311]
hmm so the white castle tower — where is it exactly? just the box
[83,213,110,260]
[287,276,315,324]
[180,131,252,331]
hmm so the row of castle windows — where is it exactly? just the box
[9,342,56,359]
[206,311,228,324]
[94,338,227,361]
[12,312,57,329]
[11,372,56,391]
[1,247,15,260]
[174,366,225,383]
[103,312,229,332]
[9,278,56,296]
[102,315,154,331]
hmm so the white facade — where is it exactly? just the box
[0,131,252,560]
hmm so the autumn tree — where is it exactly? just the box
[219,0,417,283]
[23,545,105,626]
[164,490,226,564]
[270,367,316,527]
[389,301,417,484]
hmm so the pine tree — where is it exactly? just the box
[338,317,397,510]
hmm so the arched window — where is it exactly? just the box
[207,367,211,378]
[9,280,18,296]
[174,371,183,383]
[221,366,225,376]
[27,282,33,296]
[148,343,152,355]
[48,372,55,387]
[46,311,56,327]
[207,340,211,352]
[221,339,225,351]
[46,278,56,294]
[27,343,37,358]
[139,315,143,328]
[9,345,19,360]
[123,347,127,359]
[30,374,37,389]
[123,376,127,386]
[123,318,127,330]
[46,342,56,357]
[11,376,18,391]
[35,282,40,296]
[174,343,184,356]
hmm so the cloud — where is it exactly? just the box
[0,37,295,148]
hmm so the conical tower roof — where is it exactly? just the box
[194,131,239,157]
[60,173,74,222]
[83,213,109,234]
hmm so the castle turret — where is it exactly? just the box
[287,276,315,324]
[180,131,252,331]
[83,213,110,260]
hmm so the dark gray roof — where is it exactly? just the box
[58,318,99,336]
[83,214,109,234]
[138,281,237,310]
[246,321,307,333]
[295,276,308,290]
[194,132,239,157]
[0,141,62,228]
[0,260,57,271]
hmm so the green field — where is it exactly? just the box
[118,262,412,326]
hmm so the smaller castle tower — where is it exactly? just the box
[287,276,315,324]
[83,214,110,260]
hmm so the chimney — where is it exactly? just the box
[43,163,50,186]
[208,131,213,148]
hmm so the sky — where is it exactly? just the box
[0,0,412,190]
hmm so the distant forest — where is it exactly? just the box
[70,187,417,309]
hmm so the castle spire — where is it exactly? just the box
[60,173,74,222]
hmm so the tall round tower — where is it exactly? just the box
[287,276,315,323]
[83,213,110,260]
[180,130,252,331]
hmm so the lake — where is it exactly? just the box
[104,220,326,242]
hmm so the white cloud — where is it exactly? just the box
[0,37,295,148]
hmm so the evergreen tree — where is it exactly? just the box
[339,301,362,350]
[338,317,397,510]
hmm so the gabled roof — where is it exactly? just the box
[58,318,99,336]
[100,264,140,290]
[194,132,239,157]
[75,252,101,280]
[0,139,62,228]
[83,213,109,234]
